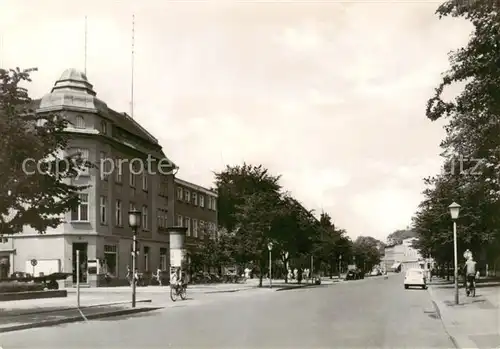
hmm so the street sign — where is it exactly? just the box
[30,259,37,267]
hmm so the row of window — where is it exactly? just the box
[176,187,216,210]
[175,215,216,238]
[71,194,151,231]
[73,194,215,239]
[70,150,215,207]
[99,151,149,190]
[98,196,150,229]
[82,149,169,198]
[104,244,169,274]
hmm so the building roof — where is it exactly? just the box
[174,177,217,197]
[30,69,175,165]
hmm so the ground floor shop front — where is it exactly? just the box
[0,234,171,287]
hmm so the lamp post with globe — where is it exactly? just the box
[449,202,461,305]
[128,209,141,308]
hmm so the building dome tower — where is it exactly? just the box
[38,68,108,114]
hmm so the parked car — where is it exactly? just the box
[404,268,427,289]
[370,269,382,276]
[345,269,364,280]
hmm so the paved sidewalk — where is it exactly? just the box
[65,281,259,294]
[64,277,337,294]
[428,278,500,349]
[0,279,318,316]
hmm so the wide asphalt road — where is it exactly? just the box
[0,274,454,348]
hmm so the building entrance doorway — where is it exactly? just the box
[72,243,88,283]
[0,256,10,280]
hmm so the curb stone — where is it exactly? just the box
[275,283,328,292]
[0,306,162,334]
[428,286,479,349]
[203,287,258,294]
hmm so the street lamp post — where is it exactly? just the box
[267,242,273,289]
[128,209,141,308]
[449,202,461,305]
[284,251,289,272]
[311,255,314,282]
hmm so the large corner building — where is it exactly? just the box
[0,69,218,286]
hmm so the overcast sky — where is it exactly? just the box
[1,0,473,241]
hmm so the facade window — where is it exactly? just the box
[142,205,148,230]
[70,148,89,176]
[157,209,163,228]
[207,222,213,239]
[184,217,191,236]
[129,202,136,212]
[199,195,205,208]
[103,245,117,277]
[115,159,122,183]
[100,152,109,180]
[142,173,148,191]
[184,189,190,202]
[115,199,122,226]
[207,222,217,239]
[144,246,150,271]
[159,176,168,197]
[199,220,205,236]
[160,248,167,270]
[100,120,107,134]
[212,197,217,211]
[177,215,183,227]
[75,115,85,128]
[99,196,107,225]
[192,192,198,206]
[71,194,89,221]
[192,219,198,238]
[157,209,167,229]
[176,187,183,200]
[129,168,136,187]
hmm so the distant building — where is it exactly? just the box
[382,237,433,272]
[382,243,404,272]
[173,177,218,267]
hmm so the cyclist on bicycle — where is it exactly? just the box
[170,267,183,288]
[464,256,477,292]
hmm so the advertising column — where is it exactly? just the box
[169,227,188,276]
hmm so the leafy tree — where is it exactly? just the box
[234,190,283,287]
[413,0,500,270]
[214,164,281,233]
[313,212,346,277]
[189,232,234,274]
[352,236,383,273]
[386,229,417,246]
[0,68,90,235]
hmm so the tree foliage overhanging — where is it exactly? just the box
[412,0,500,267]
[0,68,90,235]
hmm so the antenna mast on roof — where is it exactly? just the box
[84,16,88,75]
[130,14,135,119]
[0,33,3,68]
